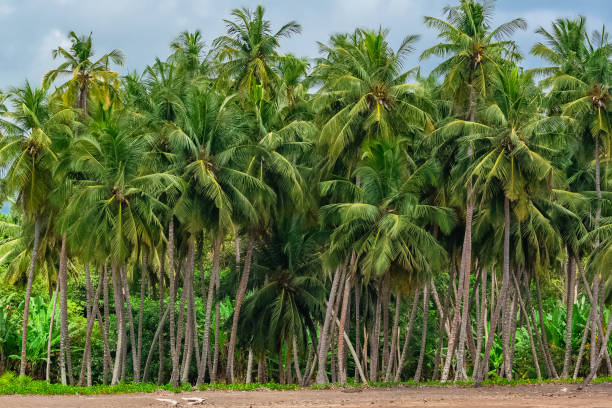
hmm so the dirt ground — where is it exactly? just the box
[1,383,612,408]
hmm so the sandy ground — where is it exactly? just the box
[1,383,612,408]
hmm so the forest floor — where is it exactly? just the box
[2,383,612,408]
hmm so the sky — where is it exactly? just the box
[0,0,610,89]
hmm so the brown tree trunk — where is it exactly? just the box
[226,233,255,383]
[315,265,342,384]
[337,274,352,384]
[78,265,102,386]
[111,264,125,385]
[561,257,576,377]
[158,255,165,385]
[511,269,541,379]
[384,294,401,382]
[45,279,59,382]
[58,233,73,385]
[181,240,196,383]
[103,264,111,384]
[136,251,148,382]
[120,266,139,382]
[167,218,179,387]
[369,280,383,382]
[196,236,221,385]
[535,272,558,378]
[474,197,512,385]
[414,284,430,382]
[394,288,420,382]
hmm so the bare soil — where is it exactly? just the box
[1,383,612,408]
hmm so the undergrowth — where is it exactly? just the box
[0,371,610,395]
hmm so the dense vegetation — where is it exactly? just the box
[0,0,611,391]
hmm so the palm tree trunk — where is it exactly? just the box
[473,267,487,376]
[578,300,612,389]
[369,280,383,382]
[58,233,73,385]
[78,265,102,386]
[181,239,196,383]
[561,257,576,377]
[20,215,40,377]
[45,280,59,382]
[120,266,139,382]
[136,251,148,382]
[535,272,558,378]
[143,305,170,383]
[441,252,466,382]
[111,264,125,385]
[574,303,592,379]
[433,279,450,381]
[384,294,401,382]
[211,254,221,384]
[315,265,342,384]
[381,275,390,375]
[511,269,541,379]
[257,353,266,383]
[354,282,361,382]
[158,255,165,385]
[414,284,430,382]
[293,336,303,385]
[226,232,255,383]
[103,264,111,384]
[474,197,512,385]
[167,218,179,387]
[337,275,352,384]
[196,236,221,385]
[455,253,472,381]
[394,288,420,382]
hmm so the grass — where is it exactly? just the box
[0,371,611,395]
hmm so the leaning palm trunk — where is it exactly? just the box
[45,281,59,382]
[196,237,221,385]
[226,233,255,383]
[394,288,420,382]
[473,267,487,376]
[20,215,41,377]
[511,269,541,379]
[369,280,383,382]
[440,257,466,382]
[414,284,430,382]
[578,303,612,389]
[561,257,576,378]
[103,264,111,384]
[181,240,196,383]
[143,306,170,382]
[58,233,73,385]
[535,272,558,378]
[315,265,342,384]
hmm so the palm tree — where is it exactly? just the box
[461,67,557,383]
[315,28,433,170]
[44,31,124,113]
[421,0,526,381]
[0,82,76,377]
[213,5,301,95]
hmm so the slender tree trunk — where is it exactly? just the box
[20,216,41,377]
[293,336,303,385]
[246,348,254,383]
[590,274,600,374]
[158,255,165,386]
[394,289,420,382]
[45,280,59,382]
[103,264,111,384]
[211,266,221,383]
[226,233,255,383]
[474,197,512,385]
[369,280,383,382]
[143,305,170,383]
[381,276,390,375]
[433,278,451,381]
[167,218,179,387]
[511,269,541,379]
[337,275,352,384]
[196,236,221,385]
[58,233,73,385]
[78,265,102,386]
[315,265,342,384]
[354,282,361,382]
[441,254,465,382]
[120,266,139,382]
[535,272,558,378]
[561,257,576,378]
[578,300,612,389]
[384,294,401,382]
[111,264,125,385]
[473,267,487,376]
[574,305,592,379]
[414,284,430,382]
[136,251,148,382]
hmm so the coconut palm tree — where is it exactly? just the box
[213,5,301,95]
[43,31,124,113]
